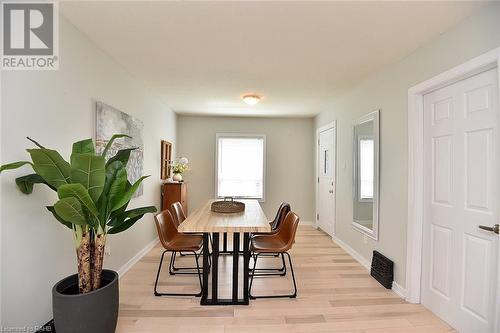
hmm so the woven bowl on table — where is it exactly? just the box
[211,198,245,213]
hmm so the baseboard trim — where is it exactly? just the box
[392,281,407,299]
[331,235,407,300]
[117,237,159,277]
[300,220,315,226]
[331,235,370,270]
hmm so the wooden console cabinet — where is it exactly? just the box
[161,182,188,214]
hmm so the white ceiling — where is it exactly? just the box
[60,1,486,117]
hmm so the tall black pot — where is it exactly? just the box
[52,269,119,333]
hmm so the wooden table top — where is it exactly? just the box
[178,199,271,233]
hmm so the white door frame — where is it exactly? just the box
[315,121,337,235]
[406,46,500,327]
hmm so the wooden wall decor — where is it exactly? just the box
[160,140,172,180]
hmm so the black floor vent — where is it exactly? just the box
[370,250,394,289]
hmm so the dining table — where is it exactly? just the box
[178,199,270,305]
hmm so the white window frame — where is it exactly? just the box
[215,133,266,202]
[357,135,374,203]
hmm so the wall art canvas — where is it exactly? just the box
[96,101,144,197]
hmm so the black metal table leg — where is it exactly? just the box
[232,233,240,302]
[243,232,250,304]
[201,233,210,303]
[219,232,246,255]
[211,233,219,302]
[199,232,251,305]
[223,233,228,252]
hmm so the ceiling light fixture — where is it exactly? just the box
[242,93,261,105]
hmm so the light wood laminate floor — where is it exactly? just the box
[117,225,455,333]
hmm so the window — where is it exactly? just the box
[358,137,374,201]
[216,134,265,200]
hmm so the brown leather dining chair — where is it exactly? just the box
[252,202,291,236]
[153,209,203,297]
[170,202,211,271]
[248,211,300,299]
[171,202,187,227]
[251,202,291,276]
[170,201,192,269]
[269,202,291,231]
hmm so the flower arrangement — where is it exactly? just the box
[172,157,189,174]
[171,157,189,181]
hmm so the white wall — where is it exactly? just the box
[0,17,176,327]
[315,3,500,289]
[177,115,314,221]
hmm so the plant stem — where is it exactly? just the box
[75,226,92,293]
[91,232,106,291]
[26,137,45,148]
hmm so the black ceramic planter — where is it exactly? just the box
[52,269,119,333]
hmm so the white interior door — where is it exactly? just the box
[317,125,336,236]
[422,68,499,333]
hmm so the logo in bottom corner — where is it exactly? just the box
[1,1,59,70]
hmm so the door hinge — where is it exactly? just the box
[316,213,319,220]
[317,177,319,183]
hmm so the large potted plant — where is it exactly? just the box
[0,135,156,333]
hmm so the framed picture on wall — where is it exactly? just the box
[96,101,144,197]
[161,140,172,180]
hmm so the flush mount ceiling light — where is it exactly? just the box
[241,93,262,105]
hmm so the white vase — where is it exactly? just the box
[172,173,183,182]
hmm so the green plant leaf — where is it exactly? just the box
[15,174,50,194]
[107,213,125,229]
[106,147,137,167]
[54,197,87,226]
[109,176,149,213]
[104,162,128,216]
[97,161,119,220]
[70,153,105,203]
[0,161,33,173]
[121,206,157,219]
[27,149,71,189]
[97,192,108,229]
[107,187,130,223]
[101,134,131,157]
[102,161,125,193]
[46,206,73,229]
[107,214,144,234]
[57,183,99,218]
[108,206,157,227]
[72,139,95,155]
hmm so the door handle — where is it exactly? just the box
[478,224,499,235]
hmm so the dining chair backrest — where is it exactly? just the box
[171,202,186,227]
[154,209,179,250]
[271,202,291,231]
[276,211,300,252]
